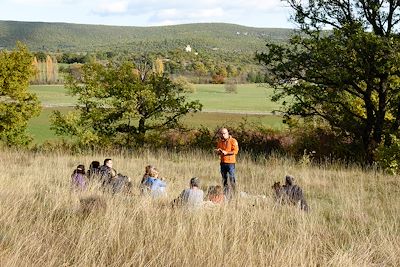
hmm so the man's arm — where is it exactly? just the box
[227,139,239,155]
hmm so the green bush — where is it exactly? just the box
[376,135,400,174]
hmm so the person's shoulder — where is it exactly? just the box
[182,188,191,194]
[99,165,108,171]
[155,178,166,184]
[195,188,204,195]
[230,136,238,143]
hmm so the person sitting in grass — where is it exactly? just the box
[140,165,155,195]
[71,164,87,191]
[143,168,167,198]
[206,185,225,204]
[87,160,100,180]
[99,158,117,187]
[174,177,204,208]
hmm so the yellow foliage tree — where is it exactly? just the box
[46,55,53,83]
[154,58,164,76]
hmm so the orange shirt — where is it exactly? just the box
[217,136,239,163]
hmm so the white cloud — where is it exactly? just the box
[11,0,77,4]
[155,8,223,20]
[3,0,293,28]
[94,1,129,14]
[90,0,284,16]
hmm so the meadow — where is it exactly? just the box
[0,149,399,266]
[28,84,286,144]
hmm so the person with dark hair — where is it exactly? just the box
[71,164,87,190]
[110,174,132,194]
[215,128,239,198]
[87,160,100,180]
[99,158,116,186]
[98,158,132,194]
[272,175,309,212]
[174,177,204,208]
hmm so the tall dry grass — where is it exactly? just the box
[0,149,399,266]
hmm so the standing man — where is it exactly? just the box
[215,128,239,196]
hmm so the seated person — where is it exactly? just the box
[97,158,132,194]
[143,168,167,198]
[99,158,117,186]
[71,164,87,190]
[207,185,225,204]
[174,177,204,208]
[140,165,155,194]
[87,160,100,180]
[110,173,132,194]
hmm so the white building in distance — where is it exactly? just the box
[185,45,192,52]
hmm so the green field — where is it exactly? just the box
[187,84,282,112]
[30,84,282,112]
[30,85,77,106]
[28,84,285,143]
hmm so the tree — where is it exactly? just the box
[154,58,164,76]
[0,42,41,146]
[257,0,400,163]
[46,55,54,83]
[51,61,202,147]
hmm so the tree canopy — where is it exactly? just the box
[50,60,202,148]
[257,0,400,162]
[0,42,41,146]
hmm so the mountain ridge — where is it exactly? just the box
[0,20,294,53]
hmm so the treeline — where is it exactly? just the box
[31,48,267,85]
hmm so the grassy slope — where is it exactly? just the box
[28,84,286,144]
[0,149,398,266]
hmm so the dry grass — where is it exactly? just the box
[0,149,399,266]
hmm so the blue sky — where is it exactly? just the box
[1,0,296,28]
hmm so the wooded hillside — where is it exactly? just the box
[0,20,293,53]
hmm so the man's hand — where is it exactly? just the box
[215,148,225,155]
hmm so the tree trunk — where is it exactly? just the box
[137,117,146,145]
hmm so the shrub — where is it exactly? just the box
[173,76,196,93]
[211,74,225,84]
[225,79,238,94]
[376,135,400,174]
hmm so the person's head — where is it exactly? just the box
[219,128,229,140]
[208,185,223,196]
[90,161,100,169]
[76,164,85,174]
[149,168,159,178]
[285,175,295,186]
[104,158,112,168]
[214,185,223,195]
[145,165,154,174]
[190,177,200,188]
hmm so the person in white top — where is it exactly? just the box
[175,177,204,208]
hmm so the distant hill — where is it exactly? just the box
[0,20,294,53]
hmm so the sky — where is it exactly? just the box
[0,0,296,28]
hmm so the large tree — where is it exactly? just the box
[257,0,400,162]
[51,61,202,147]
[0,42,41,146]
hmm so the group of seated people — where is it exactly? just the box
[71,158,132,194]
[71,159,227,208]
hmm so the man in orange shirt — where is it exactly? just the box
[215,128,239,196]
